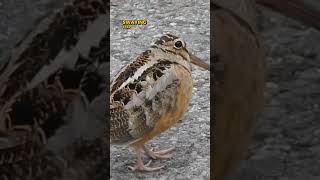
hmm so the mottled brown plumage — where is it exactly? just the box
[110,33,209,171]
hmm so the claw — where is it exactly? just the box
[128,160,165,171]
[143,146,176,160]
[129,147,166,172]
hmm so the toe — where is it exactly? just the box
[143,146,176,160]
[154,146,176,155]
[128,161,165,172]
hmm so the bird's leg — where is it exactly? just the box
[128,146,165,171]
[142,145,176,160]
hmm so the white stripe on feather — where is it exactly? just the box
[124,67,178,110]
[116,59,158,91]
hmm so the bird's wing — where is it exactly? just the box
[110,60,181,143]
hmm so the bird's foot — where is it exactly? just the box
[143,146,176,160]
[128,160,164,171]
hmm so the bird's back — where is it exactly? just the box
[110,48,193,145]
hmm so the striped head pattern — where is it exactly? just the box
[110,33,209,96]
[151,33,191,65]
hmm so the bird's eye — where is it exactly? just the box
[174,40,183,49]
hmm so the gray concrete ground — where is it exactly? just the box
[110,0,210,179]
[231,4,320,180]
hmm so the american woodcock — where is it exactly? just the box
[110,33,210,171]
[213,0,319,179]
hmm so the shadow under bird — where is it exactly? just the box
[110,33,210,171]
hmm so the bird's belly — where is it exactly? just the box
[154,78,193,132]
[130,66,193,146]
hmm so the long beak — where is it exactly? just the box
[190,53,210,71]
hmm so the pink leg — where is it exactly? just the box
[128,147,165,171]
[142,145,176,160]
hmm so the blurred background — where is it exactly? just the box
[232,1,320,179]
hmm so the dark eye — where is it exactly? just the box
[174,40,183,49]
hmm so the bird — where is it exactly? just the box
[110,33,210,171]
[211,1,265,179]
[212,1,320,179]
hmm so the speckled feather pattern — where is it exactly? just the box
[110,34,193,145]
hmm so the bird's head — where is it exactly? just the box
[151,33,210,71]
